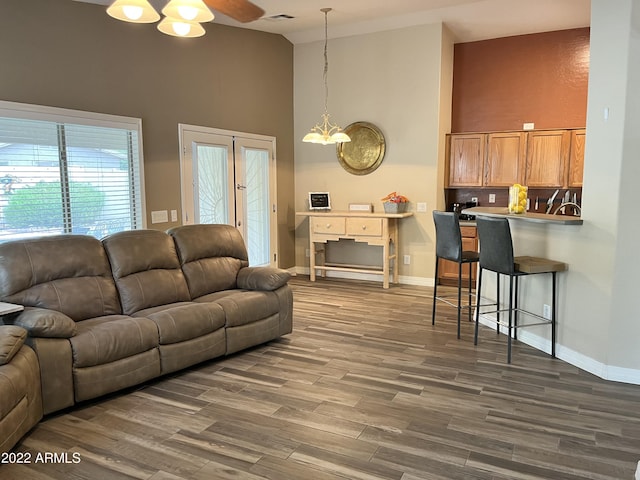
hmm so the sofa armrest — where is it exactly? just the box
[237,267,291,291]
[11,307,77,339]
[0,325,27,365]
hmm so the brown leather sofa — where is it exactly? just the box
[0,224,293,426]
[0,325,43,454]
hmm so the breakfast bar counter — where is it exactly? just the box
[462,206,583,225]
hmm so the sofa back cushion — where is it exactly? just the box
[102,230,191,315]
[0,235,122,320]
[168,224,249,299]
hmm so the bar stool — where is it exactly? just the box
[474,216,567,363]
[432,211,479,339]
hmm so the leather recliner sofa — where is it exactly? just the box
[0,224,293,432]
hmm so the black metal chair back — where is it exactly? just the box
[476,216,516,275]
[433,211,463,262]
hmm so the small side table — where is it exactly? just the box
[296,211,413,288]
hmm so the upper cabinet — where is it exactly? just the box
[485,132,527,186]
[525,130,570,188]
[568,129,586,187]
[447,133,485,187]
[446,128,584,189]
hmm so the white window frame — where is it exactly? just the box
[0,100,146,240]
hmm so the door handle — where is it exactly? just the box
[237,184,246,190]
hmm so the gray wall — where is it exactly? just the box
[0,0,296,267]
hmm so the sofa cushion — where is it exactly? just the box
[0,326,27,366]
[140,303,226,345]
[168,224,249,298]
[13,308,77,339]
[197,290,280,328]
[70,315,159,368]
[103,230,191,315]
[0,235,122,320]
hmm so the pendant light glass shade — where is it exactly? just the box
[303,8,350,145]
[162,0,214,23]
[157,16,206,37]
[106,0,160,23]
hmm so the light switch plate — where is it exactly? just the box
[416,202,427,212]
[151,210,168,224]
[171,210,178,222]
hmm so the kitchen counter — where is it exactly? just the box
[462,206,583,225]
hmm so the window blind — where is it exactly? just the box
[0,101,145,242]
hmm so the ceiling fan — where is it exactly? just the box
[202,0,264,23]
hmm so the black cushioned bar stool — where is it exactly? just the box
[474,216,567,363]
[432,211,479,339]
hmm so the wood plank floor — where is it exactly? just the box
[3,276,640,479]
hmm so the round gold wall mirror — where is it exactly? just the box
[336,121,386,175]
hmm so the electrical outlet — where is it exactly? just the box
[543,304,552,320]
[489,193,496,204]
[403,255,411,265]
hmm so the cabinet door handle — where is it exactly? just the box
[362,225,367,230]
[326,223,331,228]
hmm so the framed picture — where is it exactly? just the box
[309,192,331,210]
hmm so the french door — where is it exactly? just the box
[179,124,277,267]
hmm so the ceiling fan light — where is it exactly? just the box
[157,16,206,37]
[122,5,143,20]
[162,0,215,23]
[107,0,160,23]
[177,6,198,21]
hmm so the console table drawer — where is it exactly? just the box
[346,217,383,236]
[313,217,346,235]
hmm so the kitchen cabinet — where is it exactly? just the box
[446,128,583,190]
[447,133,485,187]
[524,130,570,188]
[438,225,477,286]
[568,129,586,187]
[485,131,527,186]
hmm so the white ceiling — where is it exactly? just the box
[76,0,591,44]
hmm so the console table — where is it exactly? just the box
[296,211,413,288]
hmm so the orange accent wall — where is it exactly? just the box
[451,28,590,133]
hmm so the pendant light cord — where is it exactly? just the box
[323,8,330,114]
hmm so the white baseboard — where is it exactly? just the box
[293,267,434,287]
[477,314,640,385]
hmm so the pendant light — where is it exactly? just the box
[106,0,160,23]
[302,8,351,145]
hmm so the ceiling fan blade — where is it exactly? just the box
[203,0,265,23]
